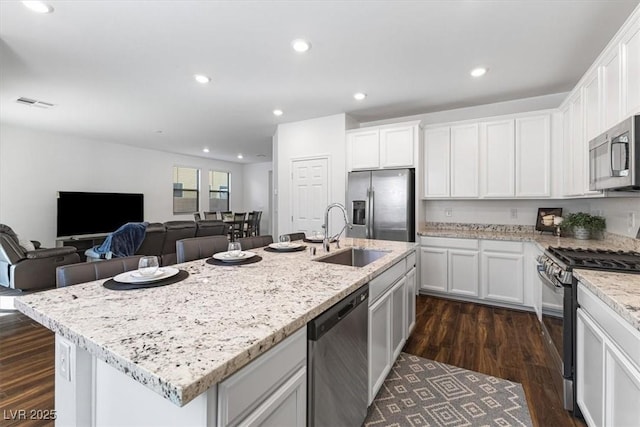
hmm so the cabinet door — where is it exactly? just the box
[480,119,515,197]
[349,130,380,170]
[448,249,479,297]
[406,267,417,336]
[577,309,605,427]
[240,368,306,427]
[561,104,575,197]
[482,252,524,304]
[420,247,448,292]
[622,24,640,117]
[515,114,551,197]
[390,277,407,361]
[380,126,415,168]
[584,71,602,143]
[602,48,622,130]
[423,127,450,197]
[570,93,586,196]
[368,292,391,405]
[450,123,479,198]
[604,341,640,427]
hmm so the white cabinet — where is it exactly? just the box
[450,123,479,198]
[368,289,392,405]
[367,253,415,405]
[419,237,479,297]
[481,246,524,305]
[602,48,622,130]
[584,70,602,143]
[480,119,515,197]
[622,23,640,117]
[347,121,420,171]
[218,328,306,427]
[576,284,640,427]
[515,114,551,197]
[349,130,380,169]
[423,127,450,197]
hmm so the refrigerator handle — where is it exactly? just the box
[365,187,370,239]
[369,188,375,239]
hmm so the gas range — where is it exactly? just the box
[539,247,640,285]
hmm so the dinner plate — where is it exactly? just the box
[304,237,336,243]
[212,251,257,262]
[114,267,180,284]
[268,242,302,250]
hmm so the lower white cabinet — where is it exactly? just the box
[419,247,448,292]
[576,284,640,427]
[481,248,524,304]
[368,252,415,405]
[448,249,479,297]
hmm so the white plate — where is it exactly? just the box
[212,251,256,262]
[114,267,180,284]
[268,243,302,250]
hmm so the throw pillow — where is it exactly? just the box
[19,237,36,252]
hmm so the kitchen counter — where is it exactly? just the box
[15,238,415,407]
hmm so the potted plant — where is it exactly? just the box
[561,212,606,240]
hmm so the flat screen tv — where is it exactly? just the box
[57,191,144,237]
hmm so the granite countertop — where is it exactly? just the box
[15,238,415,407]
[419,223,640,334]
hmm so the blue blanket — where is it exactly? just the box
[92,222,149,258]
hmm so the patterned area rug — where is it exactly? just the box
[365,353,533,427]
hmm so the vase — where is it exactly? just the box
[574,227,590,240]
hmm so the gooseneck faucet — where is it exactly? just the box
[323,203,352,252]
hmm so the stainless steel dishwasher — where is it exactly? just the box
[307,283,369,427]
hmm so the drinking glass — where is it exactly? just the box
[138,256,159,277]
[228,241,242,257]
[279,235,291,247]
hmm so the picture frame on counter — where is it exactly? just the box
[535,208,562,233]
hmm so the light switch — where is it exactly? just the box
[58,341,71,382]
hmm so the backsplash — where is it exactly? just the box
[425,222,535,233]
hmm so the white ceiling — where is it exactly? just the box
[1,0,638,163]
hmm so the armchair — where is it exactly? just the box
[0,224,80,291]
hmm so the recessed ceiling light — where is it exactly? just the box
[194,74,211,84]
[291,39,311,53]
[273,109,283,116]
[22,1,53,14]
[470,67,488,77]
[237,154,244,159]
[202,148,210,153]
[354,92,367,101]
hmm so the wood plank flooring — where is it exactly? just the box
[1,296,584,427]
[404,295,586,427]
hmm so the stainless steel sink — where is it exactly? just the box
[315,248,389,267]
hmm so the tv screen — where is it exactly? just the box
[57,191,144,237]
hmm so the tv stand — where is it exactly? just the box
[56,234,108,262]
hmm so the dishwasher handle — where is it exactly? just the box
[308,283,369,341]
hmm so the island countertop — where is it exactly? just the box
[15,238,416,407]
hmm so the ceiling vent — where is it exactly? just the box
[16,97,55,109]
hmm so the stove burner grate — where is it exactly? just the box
[548,247,640,273]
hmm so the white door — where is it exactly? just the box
[450,123,479,198]
[291,158,328,235]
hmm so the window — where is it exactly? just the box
[173,166,199,214]
[209,171,230,211]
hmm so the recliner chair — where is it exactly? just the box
[0,224,80,291]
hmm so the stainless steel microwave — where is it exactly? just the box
[589,115,639,191]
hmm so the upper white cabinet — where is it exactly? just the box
[622,22,640,117]
[480,119,515,197]
[423,112,551,199]
[602,48,622,130]
[584,70,602,143]
[347,121,420,171]
[515,114,551,197]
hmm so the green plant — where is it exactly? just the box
[561,212,606,232]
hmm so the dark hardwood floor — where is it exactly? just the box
[1,296,584,427]
[404,295,586,427]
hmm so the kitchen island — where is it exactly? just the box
[15,238,416,426]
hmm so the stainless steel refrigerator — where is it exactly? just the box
[346,169,415,242]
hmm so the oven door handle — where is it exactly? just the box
[536,266,565,294]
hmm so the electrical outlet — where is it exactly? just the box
[444,208,452,218]
[58,341,71,382]
[510,208,518,219]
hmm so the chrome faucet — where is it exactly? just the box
[323,203,352,252]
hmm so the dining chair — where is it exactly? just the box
[231,212,246,240]
[221,211,233,221]
[203,211,219,220]
[56,255,144,287]
[193,212,202,221]
[176,236,229,263]
[246,211,257,237]
[255,211,262,235]
[195,220,229,237]
[237,235,273,250]
[286,232,306,241]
